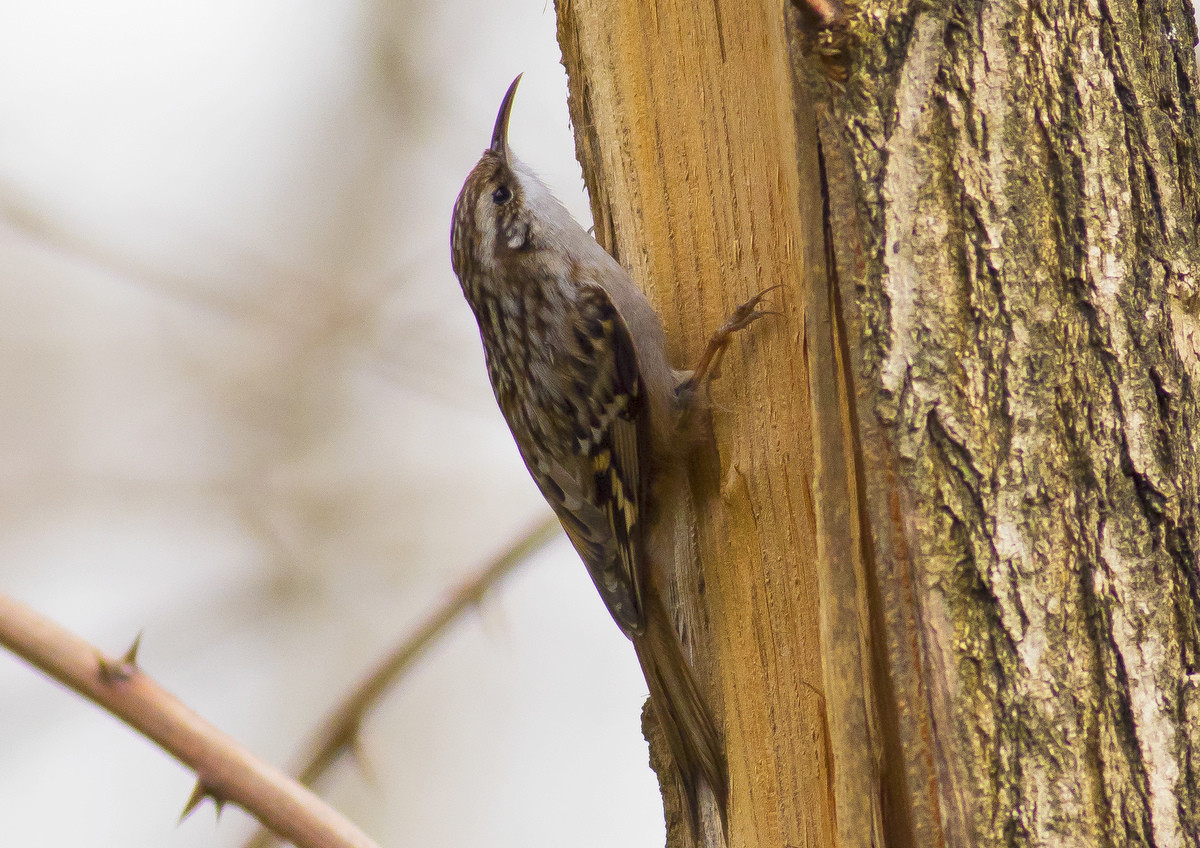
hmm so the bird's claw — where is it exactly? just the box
[720,285,785,334]
[678,285,784,402]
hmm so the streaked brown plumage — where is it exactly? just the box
[451,75,773,837]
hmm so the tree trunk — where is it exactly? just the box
[555,0,1200,847]
[555,2,833,846]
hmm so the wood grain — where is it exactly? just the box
[556,2,838,845]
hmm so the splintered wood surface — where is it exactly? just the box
[556,1,836,845]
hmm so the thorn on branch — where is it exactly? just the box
[98,632,144,683]
[123,631,144,666]
[0,592,380,848]
[180,780,226,822]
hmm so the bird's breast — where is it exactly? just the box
[475,289,582,458]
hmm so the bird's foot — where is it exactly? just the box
[676,286,783,399]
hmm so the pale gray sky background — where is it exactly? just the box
[0,1,664,846]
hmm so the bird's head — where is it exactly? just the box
[450,75,570,292]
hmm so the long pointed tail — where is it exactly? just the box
[632,593,728,839]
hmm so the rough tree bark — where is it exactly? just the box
[556,1,1200,848]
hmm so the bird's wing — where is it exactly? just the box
[523,281,648,636]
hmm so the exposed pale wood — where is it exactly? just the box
[555,2,840,846]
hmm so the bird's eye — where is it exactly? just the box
[492,185,512,205]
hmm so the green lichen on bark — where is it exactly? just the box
[820,0,1200,843]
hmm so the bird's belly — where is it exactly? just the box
[487,347,578,452]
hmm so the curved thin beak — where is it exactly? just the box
[490,74,523,163]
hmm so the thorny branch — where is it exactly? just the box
[0,592,380,848]
[0,516,560,848]
[242,514,562,848]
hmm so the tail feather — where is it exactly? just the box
[633,594,728,839]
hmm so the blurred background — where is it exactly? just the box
[0,1,665,846]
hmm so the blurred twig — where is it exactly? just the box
[0,592,380,848]
[243,514,562,848]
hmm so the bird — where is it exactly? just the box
[450,74,775,839]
